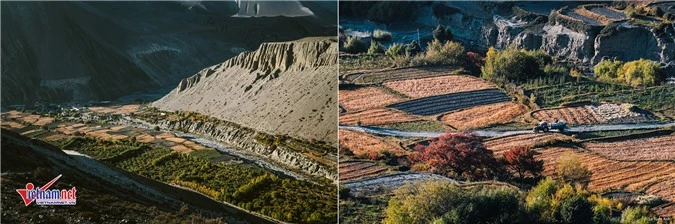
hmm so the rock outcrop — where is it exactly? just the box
[153,37,338,145]
[148,118,337,181]
[341,2,674,70]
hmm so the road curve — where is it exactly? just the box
[340,122,675,138]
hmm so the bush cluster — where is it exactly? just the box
[372,29,392,42]
[594,59,663,87]
[384,178,653,224]
[432,24,454,42]
[482,47,561,83]
[343,36,368,54]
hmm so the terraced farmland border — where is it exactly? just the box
[348,66,462,84]
[339,160,390,182]
[339,108,423,126]
[530,106,605,125]
[536,147,675,205]
[338,86,406,112]
[387,89,512,116]
[440,102,528,130]
[583,135,675,161]
[338,129,409,157]
[383,74,495,99]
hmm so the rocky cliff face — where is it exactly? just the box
[1,1,335,105]
[153,37,338,145]
[342,2,674,70]
[151,118,336,181]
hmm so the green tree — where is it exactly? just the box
[432,24,453,42]
[384,181,524,224]
[621,206,651,224]
[367,41,385,55]
[558,195,594,224]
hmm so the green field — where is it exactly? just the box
[58,137,337,223]
[522,78,675,118]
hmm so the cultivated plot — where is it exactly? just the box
[387,89,511,116]
[440,102,527,130]
[339,108,422,126]
[383,75,495,99]
[339,160,389,182]
[339,86,405,112]
[537,147,675,206]
[347,66,461,84]
[338,129,408,157]
[583,135,675,161]
[483,133,572,156]
[531,106,605,125]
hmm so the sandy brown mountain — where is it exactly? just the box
[153,37,338,144]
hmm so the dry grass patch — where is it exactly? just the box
[440,102,527,130]
[383,75,494,98]
[339,129,407,157]
[1,121,26,129]
[583,135,675,161]
[340,108,422,126]
[483,133,572,156]
[171,145,193,154]
[339,87,405,112]
[536,147,675,203]
[532,106,605,125]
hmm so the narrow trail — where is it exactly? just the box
[340,122,675,138]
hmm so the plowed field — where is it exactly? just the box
[350,67,460,84]
[388,89,511,116]
[383,75,494,99]
[583,135,675,161]
[339,108,422,126]
[339,87,405,112]
[339,160,389,181]
[440,102,527,130]
[483,133,572,156]
[339,129,408,157]
[536,147,675,204]
[531,106,604,125]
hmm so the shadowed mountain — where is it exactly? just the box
[1,1,336,105]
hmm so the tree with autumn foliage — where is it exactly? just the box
[409,133,503,180]
[503,146,544,181]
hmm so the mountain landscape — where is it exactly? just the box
[2,1,338,223]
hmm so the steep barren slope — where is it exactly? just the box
[1,1,335,104]
[153,37,338,144]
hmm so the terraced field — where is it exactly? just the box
[339,160,389,182]
[388,89,511,116]
[338,129,408,157]
[483,133,572,156]
[653,202,675,218]
[339,108,422,126]
[348,67,460,84]
[536,147,675,207]
[339,87,405,112]
[383,75,494,99]
[440,102,527,130]
[583,135,675,161]
[531,106,605,125]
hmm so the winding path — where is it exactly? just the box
[340,122,675,138]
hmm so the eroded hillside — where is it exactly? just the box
[153,37,338,145]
